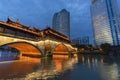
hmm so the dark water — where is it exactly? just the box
[0,54,120,80]
[63,54,120,80]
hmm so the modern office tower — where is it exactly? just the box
[91,0,120,46]
[52,9,70,38]
[119,15,120,27]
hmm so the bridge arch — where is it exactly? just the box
[0,42,42,57]
[52,43,69,55]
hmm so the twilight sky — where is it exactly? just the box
[0,0,120,44]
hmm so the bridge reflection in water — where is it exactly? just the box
[0,54,78,79]
[0,54,120,80]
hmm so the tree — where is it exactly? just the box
[100,43,111,53]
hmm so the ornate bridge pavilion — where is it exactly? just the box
[0,18,76,57]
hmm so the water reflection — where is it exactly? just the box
[0,55,78,79]
[25,55,78,80]
[0,54,120,80]
[63,54,120,80]
[0,46,20,61]
[0,56,41,79]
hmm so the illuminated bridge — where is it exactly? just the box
[0,18,76,57]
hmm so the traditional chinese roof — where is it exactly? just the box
[30,27,41,32]
[0,18,71,43]
[41,27,71,43]
[43,26,67,37]
[0,18,41,36]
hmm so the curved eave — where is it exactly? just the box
[45,31,71,43]
[0,21,41,37]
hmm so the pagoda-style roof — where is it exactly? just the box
[41,27,71,43]
[7,18,23,27]
[30,27,41,33]
[0,18,41,36]
[0,18,71,43]
[43,27,67,37]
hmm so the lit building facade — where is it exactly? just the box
[119,15,120,27]
[72,36,89,45]
[91,0,120,46]
[52,9,70,38]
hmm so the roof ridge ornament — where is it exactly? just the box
[7,16,13,23]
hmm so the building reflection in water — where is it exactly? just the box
[99,63,119,80]
[100,57,104,64]
[77,54,119,80]
[82,55,85,64]
[0,53,119,80]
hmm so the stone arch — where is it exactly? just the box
[52,43,69,55]
[0,42,42,57]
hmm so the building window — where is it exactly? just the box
[0,27,4,33]
[5,28,15,35]
[17,31,25,37]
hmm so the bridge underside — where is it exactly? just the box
[0,42,76,58]
[53,44,76,55]
[4,42,42,57]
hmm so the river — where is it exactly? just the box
[0,54,120,80]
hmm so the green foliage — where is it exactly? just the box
[48,51,51,54]
[68,51,73,57]
[100,43,111,53]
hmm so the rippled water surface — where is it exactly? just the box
[0,54,120,80]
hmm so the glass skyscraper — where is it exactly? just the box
[52,9,70,38]
[119,15,120,27]
[91,0,120,46]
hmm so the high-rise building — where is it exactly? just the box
[52,9,70,38]
[119,15,120,27]
[91,0,120,46]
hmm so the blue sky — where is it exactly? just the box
[0,0,120,44]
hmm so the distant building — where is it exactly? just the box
[52,9,70,38]
[91,0,120,46]
[72,36,89,45]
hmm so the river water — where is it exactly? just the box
[0,54,120,80]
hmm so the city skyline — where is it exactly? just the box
[0,0,120,44]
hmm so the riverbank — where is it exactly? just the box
[77,50,120,56]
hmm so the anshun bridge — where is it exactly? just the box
[0,18,76,58]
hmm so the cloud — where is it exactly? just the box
[2,0,119,44]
